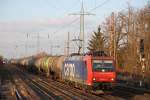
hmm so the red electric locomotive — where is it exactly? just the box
[62,51,116,90]
[85,53,116,89]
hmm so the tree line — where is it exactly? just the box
[88,2,150,76]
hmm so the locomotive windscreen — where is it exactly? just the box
[92,60,115,72]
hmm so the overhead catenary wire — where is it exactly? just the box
[53,17,80,34]
[52,0,111,34]
[44,0,81,15]
[55,0,111,54]
[89,0,111,12]
[35,0,111,55]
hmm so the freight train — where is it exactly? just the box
[12,51,116,90]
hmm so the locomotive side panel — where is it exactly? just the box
[62,60,87,85]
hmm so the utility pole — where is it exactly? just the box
[113,13,116,60]
[70,0,94,54]
[72,36,82,54]
[127,1,132,46]
[109,16,112,56]
[26,33,42,55]
[25,33,29,56]
[66,32,70,56]
[48,34,52,55]
[15,45,18,58]
[139,11,146,87]
[80,1,84,54]
[37,33,40,53]
[48,34,59,55]
[109,12,116,60]
[51,45,60,55]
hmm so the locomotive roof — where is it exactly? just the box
[65,55,83,61]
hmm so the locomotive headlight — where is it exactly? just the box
[102,69,105,72]
[93,77,96,81]
[111,78,114,81]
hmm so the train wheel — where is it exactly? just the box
[85,86,91,93]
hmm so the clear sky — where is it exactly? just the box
[0,0,149,59]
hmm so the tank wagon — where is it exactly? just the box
[14,51,116,90]
[34,56,65,79]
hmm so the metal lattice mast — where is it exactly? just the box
[67,32,70,56]
[80,1,84,54]
[70,0,94,54]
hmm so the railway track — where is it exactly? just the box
[49,81,124,100]
[17,67,106,100]
[14,67,56,100]
[17,67,126,100]
[2,64,149,100]
[111,83,150,100]
[0,64,42,100]
[17,66,142,100]
[34,80,82,99]
[0,65,17,100]
[9,64,41,100]
[37,79,100,100]
[39,77,117,100]
[116,83,150,94]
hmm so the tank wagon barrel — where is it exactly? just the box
[34,56,65,79]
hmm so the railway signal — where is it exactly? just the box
[139,39,145,58]
[139,39,146,87]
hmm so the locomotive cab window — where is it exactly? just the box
[92,60,115,72]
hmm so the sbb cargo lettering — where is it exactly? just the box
[64,63,75,78]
